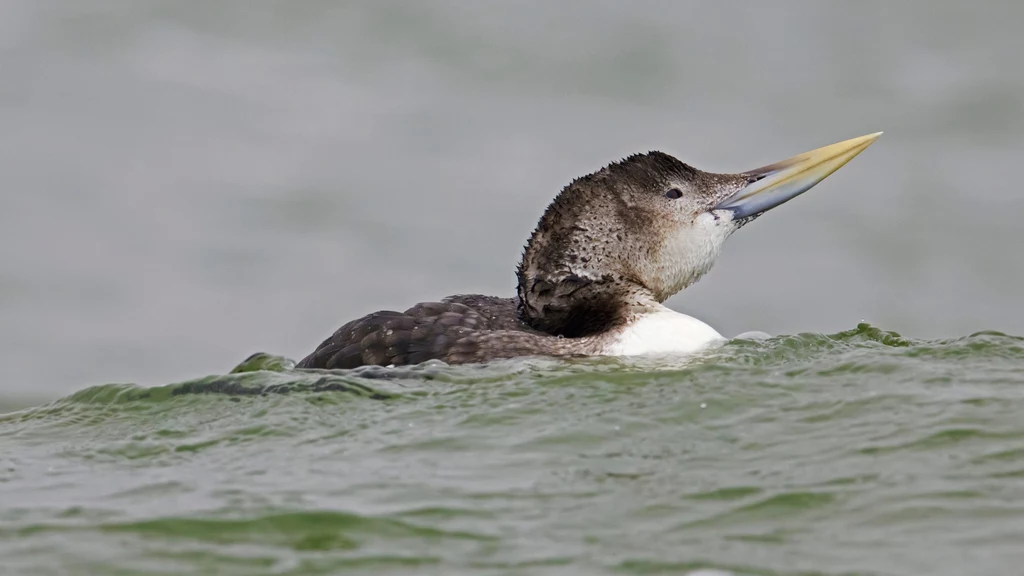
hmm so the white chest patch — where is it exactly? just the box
[603,307,727,357]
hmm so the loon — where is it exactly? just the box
[296,132,881,370]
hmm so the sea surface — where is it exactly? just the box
[3,325,1024,575]
[3,2,1024,575]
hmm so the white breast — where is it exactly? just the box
[603,306,727,357]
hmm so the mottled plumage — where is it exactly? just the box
[297,151,730,370]
[296,133,881,370]
[295,295,598,369]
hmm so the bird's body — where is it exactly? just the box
[294,294,726,370]
[296,133,881,370]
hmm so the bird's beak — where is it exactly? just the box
[712,132,882,220]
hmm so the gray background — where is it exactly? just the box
[2,1,1022,401]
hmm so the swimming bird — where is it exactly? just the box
[296,132,881,370]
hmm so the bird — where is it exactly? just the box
[295,132,881,370]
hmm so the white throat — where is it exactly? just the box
[604,304,727,357]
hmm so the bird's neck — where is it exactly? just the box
[514,267,727,357]
[515,269,660,338]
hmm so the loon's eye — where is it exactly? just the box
[665,188,683,199]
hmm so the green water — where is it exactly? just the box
[2,324,1023,576]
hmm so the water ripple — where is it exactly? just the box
[2,324,1024,574]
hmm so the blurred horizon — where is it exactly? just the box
[2,1,1023,401]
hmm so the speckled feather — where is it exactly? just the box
[294,295,597,369]
[296,151,748,370]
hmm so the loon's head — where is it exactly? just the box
[516,132,881,337]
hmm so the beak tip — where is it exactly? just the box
[852,131,884,147]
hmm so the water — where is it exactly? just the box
[4,1,1024,574]
[3,325,1024,575]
